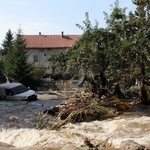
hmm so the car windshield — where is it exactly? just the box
[10,85,29,95]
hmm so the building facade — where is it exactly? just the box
[23,32,81,74]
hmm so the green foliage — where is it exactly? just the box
[49,0,150,89]
[0,29,14,83]
[49,12,113,80]
[3,28,44,90]
[0,29,14,56]
[25,63,46,90]
[0,55,5,83]
[104,1,132,85]
[4,29,29,81]
[131,0,150,76]
[104,0,150,87]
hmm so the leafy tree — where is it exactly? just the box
[103,0,150,87]
[49,12,115,97]
[104,0,136,86]
[131,0,150,76]
[49,0,150,97]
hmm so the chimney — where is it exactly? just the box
[39,32,41,35]
[61,31,64,38]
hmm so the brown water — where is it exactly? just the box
[0,95,63,129]
[0,95,150,149]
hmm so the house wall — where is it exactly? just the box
[27,48,66,74]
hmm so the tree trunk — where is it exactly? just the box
[78,72,107,98]
[97,71,107,98]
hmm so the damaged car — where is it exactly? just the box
[0,82,37,101]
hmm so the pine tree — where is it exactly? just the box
[0,29,14,82]
[4,28,34,87]
[1,29,14,56]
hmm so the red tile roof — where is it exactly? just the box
[23,34,81,48]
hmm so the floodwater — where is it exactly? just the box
[0,94,150,150]
[0,94,63,129]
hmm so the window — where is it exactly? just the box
[33,55,38,62]
[5,89,12,95]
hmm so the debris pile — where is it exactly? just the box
[36,89,133,130]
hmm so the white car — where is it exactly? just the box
[0,82,37,101]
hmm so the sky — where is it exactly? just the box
[0,0,136,46]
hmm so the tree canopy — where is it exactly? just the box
[48,0,150,95]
